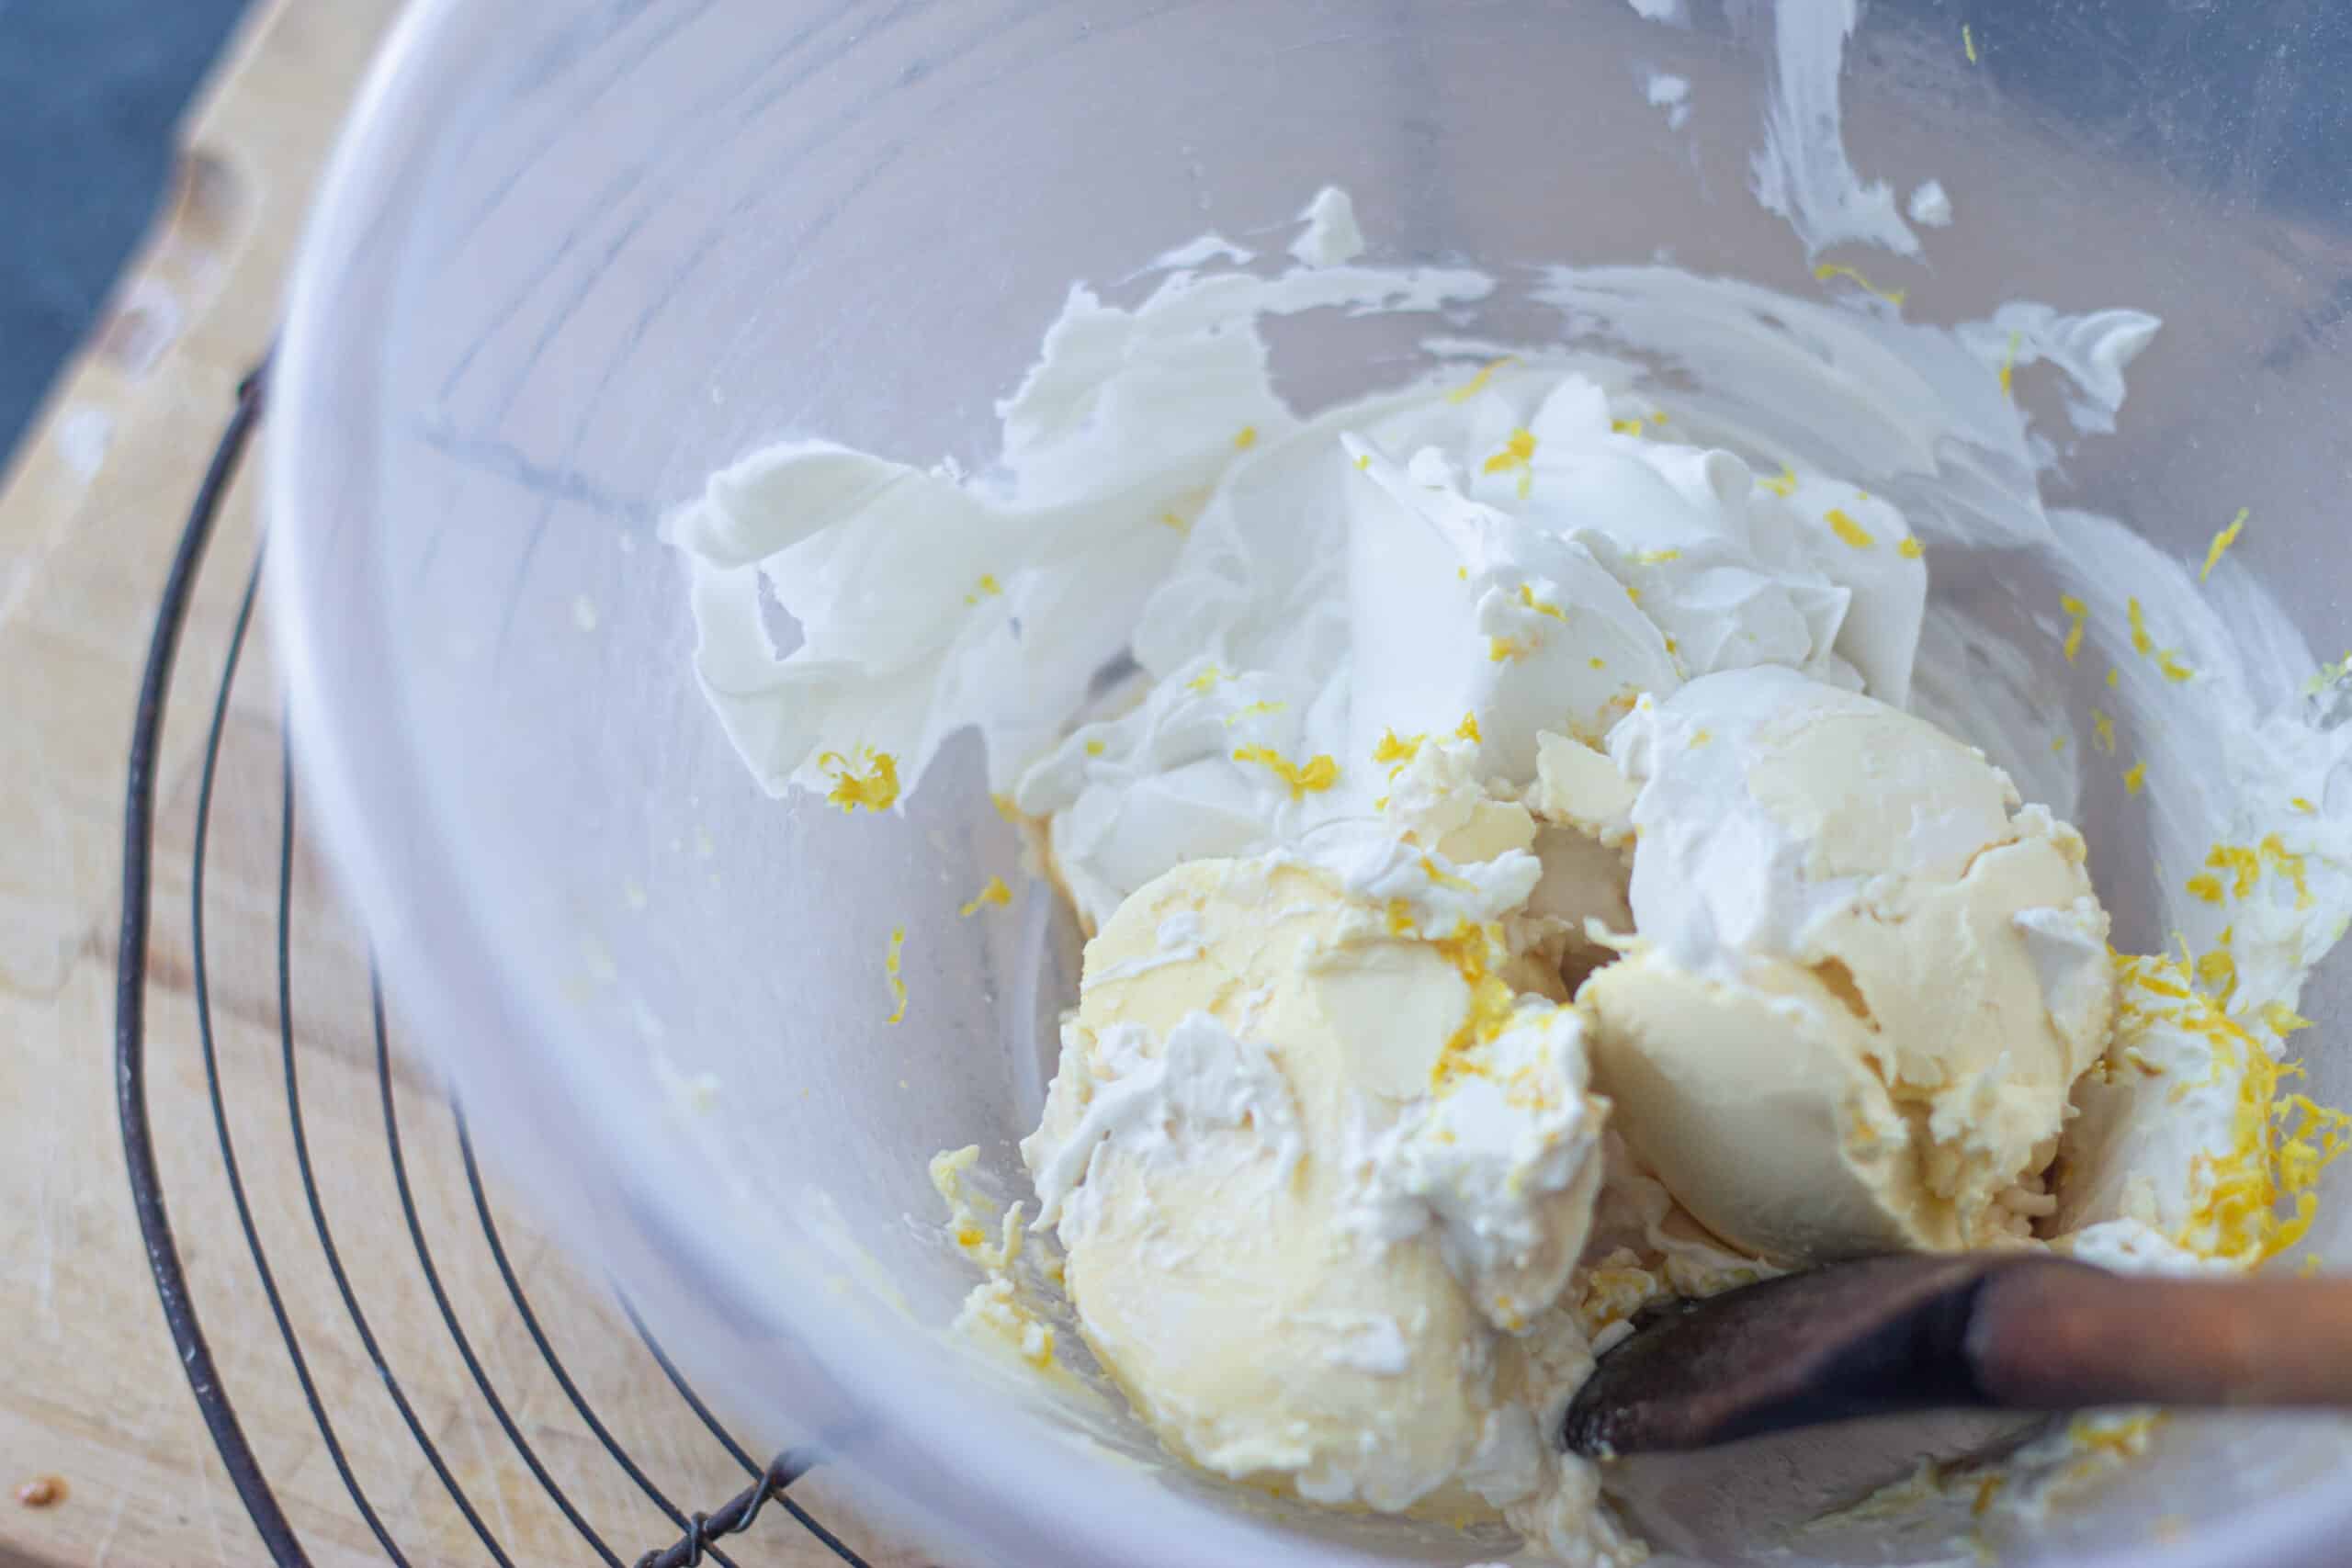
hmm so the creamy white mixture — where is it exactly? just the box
[666,45,2352,1568]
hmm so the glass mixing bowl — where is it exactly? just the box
[269,2,2352,1562]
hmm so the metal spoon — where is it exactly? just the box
[1564,1252,2352,1457]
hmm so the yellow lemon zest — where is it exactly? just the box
[1632,548,1681,566]
[2059,594,2089,662]
[2123,761,2147,795]
[1488,636,1530,663]
[1897,536,1925,560]
[2185,874,2224,905]
[1234,425,1258,450]
[2090,709,2117,755]
[1083,739,1106,756]
[1232,746,1340,801]
[1446,355,1517,402]
[1373,728,1426,774]
[1963,23,1978,62]
[2203,509,2247,580]
[1759,466,1800,498]
[1456,711,1482,743]
[884,926,908,1024]
[959,876,1013,917]
[1825,508,1875,549]
[1999,329,2020,398]
[1482,428,1537,477]
[2263,1002,2315,1037]
[1812,262,1907,307]
[2262,833,2316,909]
[820,750,902,813]
[1429,923,1518,1087]
[1159,510,1190,533]
[1419,854,1476,893]
[1185,664,1224,694]
[1223,699,1287,728]
[1519,583,1566,618]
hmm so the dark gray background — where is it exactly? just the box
[1,0,249,456]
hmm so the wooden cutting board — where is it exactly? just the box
[0,5,922,1564]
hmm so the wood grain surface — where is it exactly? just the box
[0,5,925,1564]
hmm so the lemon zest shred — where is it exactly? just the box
[1812,262,1906,307]
[1825,508,1875,549]
[1898,536,1925,560]
[2203,509,2247,580]
[1234,425,1258,450]
[1373,728,1427,774]
[1455,712,1483,743]
[884,926,909,1024]
[2123,761,2147,795]
[1232,745,1340,802]
[1446,355,1516,402]
[820,749,902,814]
[1482,428,1538,478]
[959,876,1013,918]
[2059,594,2089,662]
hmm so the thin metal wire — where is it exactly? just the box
[371,972,626,1566]
[119,359,321,1568]
[275,749,523,1566]
[616,1303,877,1568]
[126,363,884,1568]
[632,1450,832,1568]
[447,1107,744,1568]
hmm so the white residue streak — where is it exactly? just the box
[1908,178,1954,227]
[1289,186,1365,267]
[1750,0,1921,257]
[1644,72,1690,130]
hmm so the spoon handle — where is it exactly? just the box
[1972,1264,2352,1410]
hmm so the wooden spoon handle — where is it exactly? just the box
[1971,1263,2352,1410]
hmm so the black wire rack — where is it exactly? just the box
[115,363,909,1568]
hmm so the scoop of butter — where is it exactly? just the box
[1575,667,2115,1264]
[1021,854,1609,1512]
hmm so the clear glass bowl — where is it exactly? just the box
[269,3,2352,1563]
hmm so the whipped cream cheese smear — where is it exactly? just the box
[669,186,2352,1563]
